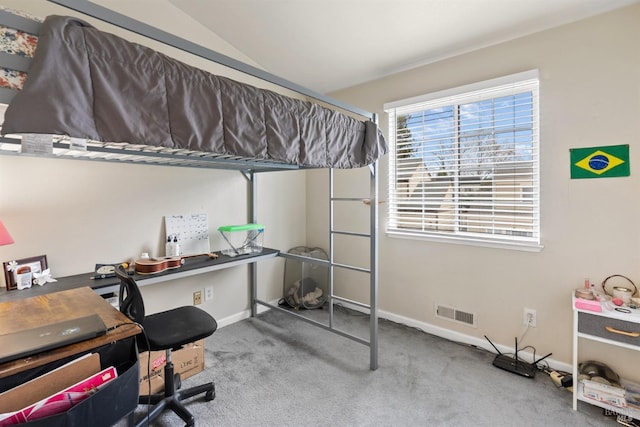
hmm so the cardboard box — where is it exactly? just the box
[138,339,205,396]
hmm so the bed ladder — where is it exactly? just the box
[327,163,379,370]
[250,163,379,370]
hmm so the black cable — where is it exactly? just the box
[106,321,132,332]
[106,320,151,423]
[520,345,536,358]
[132,321,153,426]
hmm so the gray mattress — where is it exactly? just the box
[2,15,387,169]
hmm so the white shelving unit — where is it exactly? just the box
[572,297,640,418]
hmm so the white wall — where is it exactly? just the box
[0,0,306,323]
[317,3,640,376]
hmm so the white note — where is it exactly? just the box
[165,213,210,256]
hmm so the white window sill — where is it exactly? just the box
[386,230,544,252]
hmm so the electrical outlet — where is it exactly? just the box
[204,286,214,302]
[523,308,537,327]
[193,290,202,305]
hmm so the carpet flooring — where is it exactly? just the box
[132,306,620,426]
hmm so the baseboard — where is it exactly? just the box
[216,300,275,329]
[218,298,572,374]
[335,300,572,374]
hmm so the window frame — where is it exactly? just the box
[384,70,542,252]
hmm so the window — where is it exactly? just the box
[384,70,540,250]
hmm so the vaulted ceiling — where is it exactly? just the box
[15,0,640,94]
[166,0,639,93]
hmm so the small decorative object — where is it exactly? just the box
[3,255,49,291]
[601,274,637,305]
[33,268,57,286]
[94,263,119,279]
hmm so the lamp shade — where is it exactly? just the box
[0,220,14,246]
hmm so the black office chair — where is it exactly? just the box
[115,264,217,427]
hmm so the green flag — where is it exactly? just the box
[570,144,630,179]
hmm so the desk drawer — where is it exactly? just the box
[578,312,640,348]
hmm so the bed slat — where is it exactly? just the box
[0,10,41,35]
[0,87,16,105]
[0,52,32,73]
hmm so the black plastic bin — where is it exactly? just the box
[0,337,139,427]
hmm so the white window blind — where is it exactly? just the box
[384,70,540,250]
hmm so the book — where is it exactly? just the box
[582,379,627,408]
[0,366,117,426]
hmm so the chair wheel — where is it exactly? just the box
[205,390,215,401]
[174,373,182,390]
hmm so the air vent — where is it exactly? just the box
[435,304,477,328]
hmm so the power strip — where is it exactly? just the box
[549,371,573,391]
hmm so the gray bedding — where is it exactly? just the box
[2,15,386,168]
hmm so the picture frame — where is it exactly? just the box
[3,255,48,291]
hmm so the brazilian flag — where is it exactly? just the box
[570,144,630,179]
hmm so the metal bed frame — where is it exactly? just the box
[0,0,379,370]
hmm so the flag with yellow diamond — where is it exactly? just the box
[570,145,629,179]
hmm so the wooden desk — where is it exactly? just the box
[0,287,140,379]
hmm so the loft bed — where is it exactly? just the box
[0,9,386,171]
[0,1,383,370]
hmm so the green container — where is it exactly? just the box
[217,224,264,257]
[217,224,264,232]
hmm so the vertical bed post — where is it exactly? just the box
[328,168,335,330]
[369,159,379,370]
[244,171,258,317]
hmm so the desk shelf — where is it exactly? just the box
[0,248,279,302]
